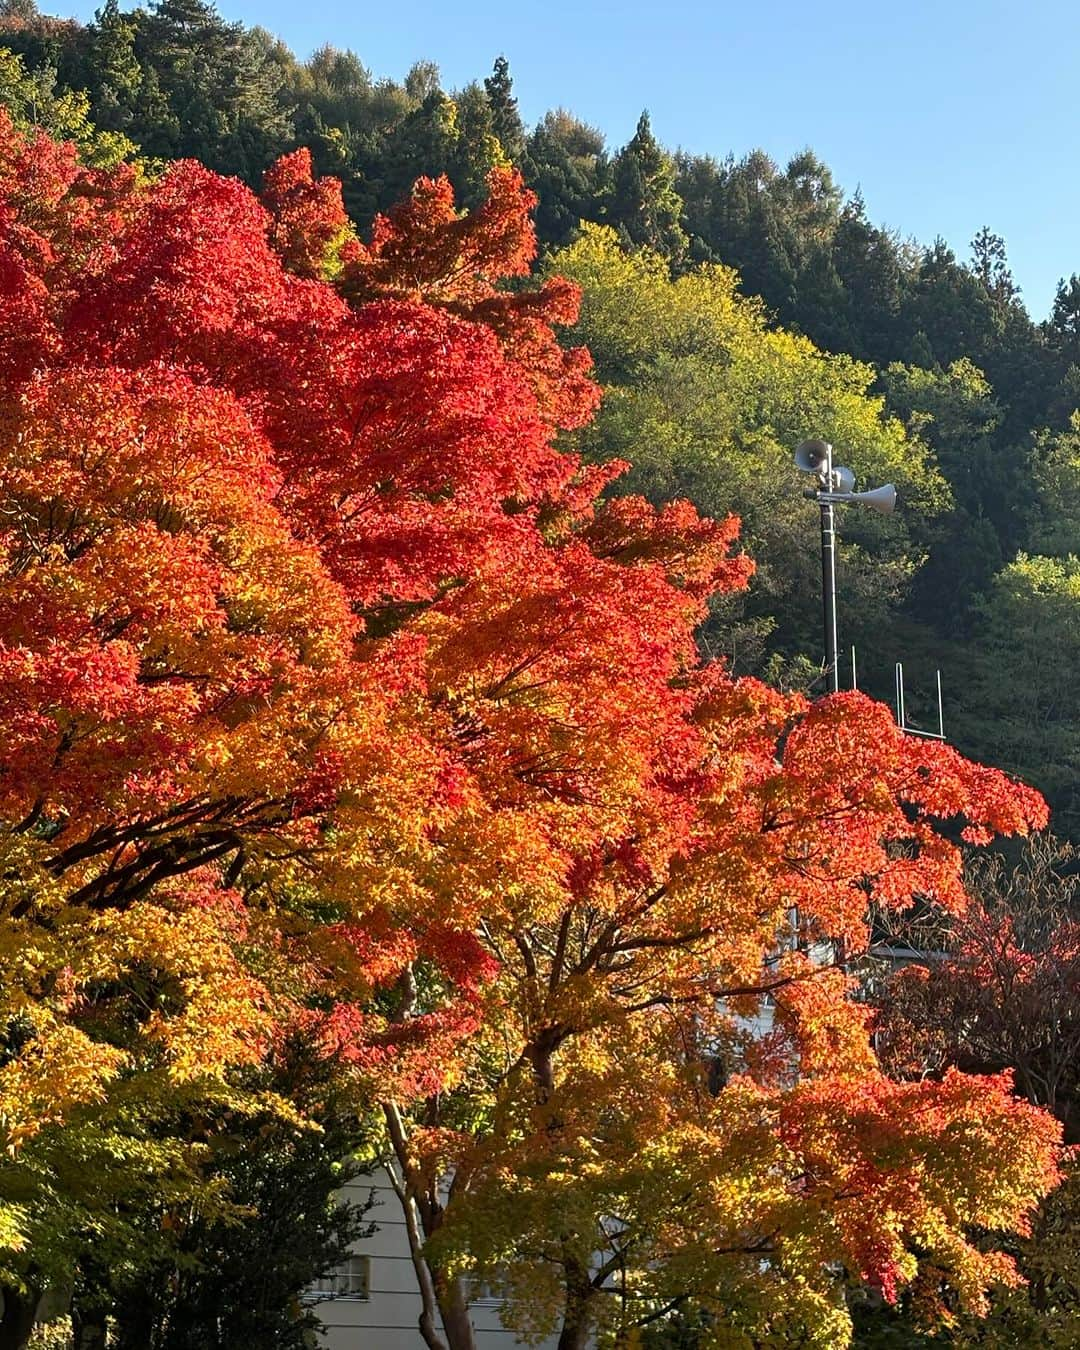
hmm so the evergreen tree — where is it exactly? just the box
[403,57,439,101]
[829,193,905,361]
[377,86,459,207]
[68,1056,375,1350]
[971,224,1019,307]
[483,54,523,161]
[1049,274,1080,352]
[522,107,605,245]
[900,239,1002,368]
[449,80,504,206]
[124,0,291,174]
[607,110,687,260]
[85,0,141,133]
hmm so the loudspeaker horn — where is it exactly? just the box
[794,439,831,474]
[847,483,896,514]
[832,465,856,494]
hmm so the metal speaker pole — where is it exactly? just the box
[820,497,839,693]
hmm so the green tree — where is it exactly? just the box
[99,1058,375,1350]
[960,554,1080,831]
[522,108,606,246]
[84,0,140,133]
[0,45,134,165]
[549,224,947,681]
[830,192,906,361]
[1048,274,1080,365]
[607,111,687,260]
[377,86,459,205]
[1029,414,1080,556]
[901,240,1001,368]
[120,0,292,175]
[449,80,505,206]
[1043,276,1080,423]
[880,359,1015,630]
[483,55,523,162]
[971,225,1019,308]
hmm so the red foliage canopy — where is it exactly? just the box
[0,112,1060,1323]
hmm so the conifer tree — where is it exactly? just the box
[483,54,523,161]
[608,110,687,260]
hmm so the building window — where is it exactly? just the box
[310,1254,371,1300]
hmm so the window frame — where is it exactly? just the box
[308,1253,371,1302]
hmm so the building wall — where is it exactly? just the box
[314,1170,559,1350]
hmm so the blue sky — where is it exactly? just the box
[64,0,1080,319]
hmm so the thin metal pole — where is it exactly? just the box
[820,497,839,693]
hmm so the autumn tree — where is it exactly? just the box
[877,836,1080,1128]
[313,165,1057,1348]
[0,113,1061,1350]
[0,116,537,1341]
[867,836,1080,1346]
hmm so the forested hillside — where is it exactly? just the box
[3,0,1080,834]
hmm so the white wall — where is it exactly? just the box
[314,1170,559,1350]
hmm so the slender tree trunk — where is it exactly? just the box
[388,1168,447,1350]
[0,1287,38,1350]
[526,1036,597,1350]
[383,1101,478,1350]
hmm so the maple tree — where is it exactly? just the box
[275,162,1060,1347]
[0,115,1062,1350]
[876,836,1080,1129]
[864,837,1080,1346]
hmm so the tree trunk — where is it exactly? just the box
[557,1322,592,1350]
[434,1273,476,1350]
[70,1253,116,1350]
[394,1179,449,1350]
[383,1101,478,1350]
[112,1297,160,1350]
[0,1288,38,1350]
[555,1256,595,1350]
[527,1034,559,1101]
[526,1037,597,1350]
[526,1035,598,1350]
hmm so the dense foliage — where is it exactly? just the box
[858,838,1080,1347]
[0,4,1078,1347]
[2,0,1079,827]
[0,105,1062,1350]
